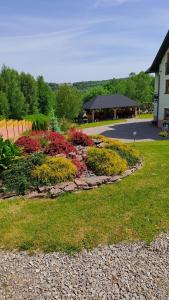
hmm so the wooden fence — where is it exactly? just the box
[0,120,32,141]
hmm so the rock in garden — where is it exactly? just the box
[38,186,52,193]
[63,183,77,192]
[50,188,63,198]
[74,178,88,187]
[106,175,122,183]
[26,191,47,199]
[84,176,110,187]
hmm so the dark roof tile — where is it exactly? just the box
[147,30,169,73]
[84,94,138,110]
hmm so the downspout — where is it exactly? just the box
[157,72,161,124]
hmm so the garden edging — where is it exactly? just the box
[20,160,143,200]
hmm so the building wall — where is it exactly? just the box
[158,48,169,126]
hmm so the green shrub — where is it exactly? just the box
[92,135,140,166]
[0,137,20,171]
[32,156,77,185]
[159,131,168,138]
[32,119,48,131]
[49,109,61,132]
[105,140,140,166]
[25,114,49,131]
[2,153,45,195]
[25,114,49,122]
[59,117,72,133]
[86,147,127,176]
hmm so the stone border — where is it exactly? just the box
[21,160,143,199]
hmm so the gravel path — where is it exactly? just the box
[0,233,169,300]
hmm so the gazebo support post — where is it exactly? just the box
[113,108,117,120]
[134,107,138,117]
[92,110,95,122]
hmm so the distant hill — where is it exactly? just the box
[48,77,128,92]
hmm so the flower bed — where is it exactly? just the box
[0,130,142,199]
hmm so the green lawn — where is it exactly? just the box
[137,113,153,119]
[76,119,126,129]
[0,141,169,253]
[75,114,153,129]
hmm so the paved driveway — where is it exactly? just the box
[83,119,161,142]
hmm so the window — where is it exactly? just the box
[164,108,169,120]
[165,80,169,94]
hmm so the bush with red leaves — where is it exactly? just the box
[69,128,94,146]
[15,136,40,154]
[29,131,66,149]
[30,130,64,141]
[71,159,87,177]
[44,138,77,156]
[29,130,45,137]
[45,131,65,142]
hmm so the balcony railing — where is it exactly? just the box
[165,62,169,75]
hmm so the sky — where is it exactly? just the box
[0,0,169,83]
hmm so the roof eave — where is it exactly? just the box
[146,66,159,74]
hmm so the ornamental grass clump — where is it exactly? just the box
[86,147,127,176]
[32,156,77,185]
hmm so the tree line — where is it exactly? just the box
[0,66,55,119]
[0,66,154,121]
[82,72,154,105]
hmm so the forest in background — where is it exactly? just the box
[0,66,154,121]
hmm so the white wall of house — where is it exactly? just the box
[158,48,169,123]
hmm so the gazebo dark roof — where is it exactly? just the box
[146,30,169,73]
[84,94,138,110]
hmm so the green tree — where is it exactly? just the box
[134,72,154,103]
[37,76,54,115]
[20,72,39,114]
[49,108,61,132]
[10,87,26,119]
[0,66,19,98]
[0,91,9,117]
[82,85,108,103]
[125,78,136,99]
[0,66,27,119]
[56,84,82,120]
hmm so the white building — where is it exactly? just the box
[147,31,169,128]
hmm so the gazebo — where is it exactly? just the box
[84,94,139,122]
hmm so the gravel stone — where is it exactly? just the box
[0,233,169,299]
